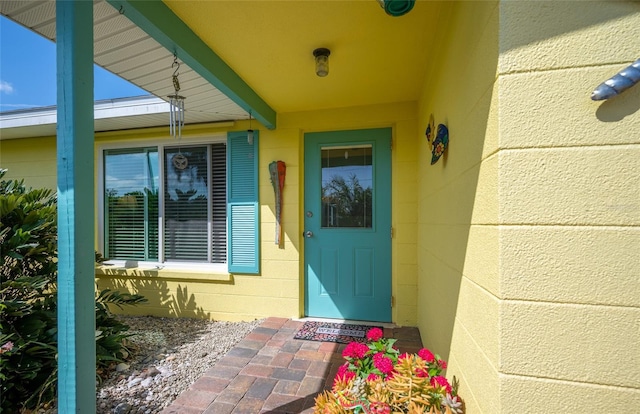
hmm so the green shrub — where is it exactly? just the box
[95,288,146,368]
[0,170,58,410]
[0,169,147,412]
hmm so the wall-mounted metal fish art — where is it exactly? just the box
[591,58,640,101]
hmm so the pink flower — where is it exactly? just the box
[342,342,369,359]
[438,359,447,369]
[336,363,349,377]
[366,327,384,342]
[370,402,391,414]
[0,341,14,354]
[343,371,356,382]
[398,352,411,361]
[367,373,380,382]
[334,364,356,385]
[431,375,452,393]
[418,348,435,363]
[373,352,394,375]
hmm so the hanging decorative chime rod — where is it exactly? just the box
[168,54,186,139]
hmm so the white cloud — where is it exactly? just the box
[0,80,14,94]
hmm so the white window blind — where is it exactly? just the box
[211,143,227,263]
[103,143,226,264]
[104,147,159,261]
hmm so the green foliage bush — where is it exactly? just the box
[0,169,147,412]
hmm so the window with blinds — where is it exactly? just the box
[104,143,227,264]
[104,147,159,261]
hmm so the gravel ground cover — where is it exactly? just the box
[36,315,262,414]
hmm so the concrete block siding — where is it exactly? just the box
[418,1,639,412]
[495,1,640,412]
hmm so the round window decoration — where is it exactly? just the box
[172,153,188,170]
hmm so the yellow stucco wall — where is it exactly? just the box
[0,102,419,325]
[279,102,419,326]
[416,2,500,413]
[0,136,57,189]
[417,1,640,413]
[96,103,419,322]
[497,1,640,411]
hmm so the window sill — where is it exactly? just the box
[95,264,232,282]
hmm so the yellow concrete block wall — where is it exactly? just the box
[2,101,421,325]
[0,136,57,189]
[417,1,500,413]
[280,102,420,325]
[96,271,298,322]
[95,102,421,323]
[93,122,303,321]
[418,1,640,412]
[392,117,420,326]
[497,0,640,412]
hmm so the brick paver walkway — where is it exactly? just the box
[160,317,423,414]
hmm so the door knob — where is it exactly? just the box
[304,230,313,238]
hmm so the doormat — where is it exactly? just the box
[293,321,382,344]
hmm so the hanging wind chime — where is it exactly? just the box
[168,54,188,170]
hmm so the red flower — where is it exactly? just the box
[367,373,380,382]
[431,375,452,393]
[366,327,384,342]
[438,359,447,369]
[418,348,435,363]
[334,364,356,385]
[373,352,394,375]
[398,352,411,361]
[342,342,369,359]
[370,401,391,414]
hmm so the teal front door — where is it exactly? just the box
[304,128,392,322]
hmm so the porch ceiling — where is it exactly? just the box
[163,0,442,114]
[1,0,441,130]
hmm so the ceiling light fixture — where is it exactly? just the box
[378,0,415,17]
[167,54,186,140]
[313,48,331,77]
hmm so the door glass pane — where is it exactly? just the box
[321,145,372,228]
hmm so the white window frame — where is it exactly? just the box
[97,134,228,273]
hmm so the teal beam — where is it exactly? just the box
[56,1,96,412]
[107,0,277,130]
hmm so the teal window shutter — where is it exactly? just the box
[227,131,259,274]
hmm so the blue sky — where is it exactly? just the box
[0,15,149,112]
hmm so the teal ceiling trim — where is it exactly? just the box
[106,0,277,129]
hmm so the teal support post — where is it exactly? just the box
[56,1,96,412]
